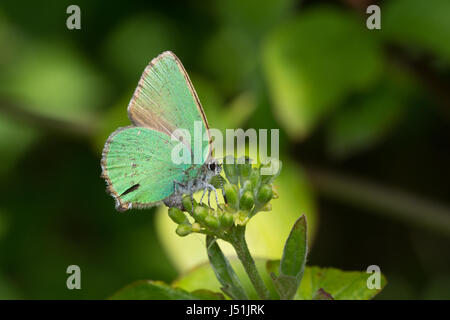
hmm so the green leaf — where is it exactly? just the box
[267,262,386,300]
[177,259,386,300]
[263,6,382,139]
[297,266,387,300]
[384,0,450,63]
[272,215,308,299]
[279,215,308,278]
[206,236,249,300]
[110,280,224,300]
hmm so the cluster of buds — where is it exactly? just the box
[168,157,281,239]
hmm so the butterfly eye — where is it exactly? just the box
[208,163,216,171]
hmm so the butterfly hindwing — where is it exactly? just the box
[127,51,211,164]
[101,126,191,211]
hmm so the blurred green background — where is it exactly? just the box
[0,0,449,299]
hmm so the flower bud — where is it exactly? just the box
[220,212,234,228]
[240,191,254,211]
[168,207,188,224]
[223,156,238,185]
[235,211,249,226]
[272,186,279,199]
[193,206,208,223]
[257,184,273,204]
[204,215,220,229]
[241,180,253,194]
[182,195,196,212]
[192,222,202,232]
[176,223,192,237]
[239,160,252,182]
[249,169,261,190]
[223,183,239,210]
[261,203,272,212]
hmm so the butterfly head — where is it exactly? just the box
[206,158,222,177]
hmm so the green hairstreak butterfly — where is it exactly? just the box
[101,51,221,212]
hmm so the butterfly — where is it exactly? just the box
[101,51,222,212]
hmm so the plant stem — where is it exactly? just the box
[307,166,450,237]
[229,226,270,300]
[0,97,96,138]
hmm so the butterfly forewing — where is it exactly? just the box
[127,51,211,164]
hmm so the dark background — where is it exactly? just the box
[0,0,449,299]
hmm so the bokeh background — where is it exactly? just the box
[0,0,449,299]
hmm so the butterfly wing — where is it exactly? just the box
[127,51,211,164]
[101,126,191,211]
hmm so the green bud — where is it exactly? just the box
[176,223,192,237]
[261,203,272,212]
[182,195,196,212]
[192,222,202,232]
[193,206,208,222]
[239,161,252,181]
[168,207,188,224]
[220,212,234,228]
[223,156,238,184]
[249,169,261,190]
[204,215,220,229]
[240,191,254,211]
[257,184,273,204]
[224,183,239,210]
[235,211,249,226]
[241,180,253,194]
[272,186,279,199]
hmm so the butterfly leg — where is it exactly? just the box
[200,188,208,205]
[213,187,219,206]
[207,189,212,207]
[173,180,186,194]
[205,184,220,207]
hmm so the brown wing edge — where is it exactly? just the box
[100,126,164,212]
[127,50,213,161]
[170,51,213,161]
